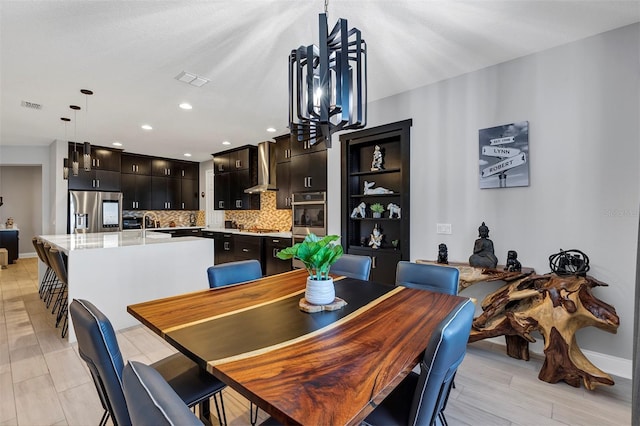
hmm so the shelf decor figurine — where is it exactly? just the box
[371,145,384,171]
[370,202,384,218]
[276,233,345,309]
[504,250,521,272]
[350,202,366,218]
[368,223,383,249]
[437,243,448,264]
[387,203,401,218]
[468,221,498,268]
[363,181,393,195]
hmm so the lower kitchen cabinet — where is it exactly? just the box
[0,230,19,264]
[234,235,263,264]
[348,247,401,285]
[264,237,292,276]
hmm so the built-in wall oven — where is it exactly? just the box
[291,191,327,269]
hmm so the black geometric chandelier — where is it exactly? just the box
[289,10,367,148]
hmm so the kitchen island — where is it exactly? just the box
[39,230,213,342]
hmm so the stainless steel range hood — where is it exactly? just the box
[244,141,278,193]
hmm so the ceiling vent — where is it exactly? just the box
[175,71,210,87]
[21,100,42,110]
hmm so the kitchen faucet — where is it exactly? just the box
[142,212,159,235]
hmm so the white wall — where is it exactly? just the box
[328,24,639,362]
[0,166,42,254]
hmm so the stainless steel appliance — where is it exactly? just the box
[69,190,123,233]
[291,191,327,269]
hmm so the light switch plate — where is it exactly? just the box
[436,223,452,234]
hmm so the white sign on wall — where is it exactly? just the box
[478,121,529,189]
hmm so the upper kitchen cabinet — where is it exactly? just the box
[290,149,327,193]
[151,175,180,210]
[121,174,152,210]
[121,153,152,175]
[67,143,121,191]
[212,145,260,210]
[274,133,292,163]
[90,146,122,171]
[175,161,199,180]
[289,134,326,156]
[152,159,178,177]
[340,119,412,285]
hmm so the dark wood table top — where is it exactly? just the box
[127,268,469,425]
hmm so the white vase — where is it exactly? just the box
[305,277,335,305]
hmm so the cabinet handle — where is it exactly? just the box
[273,248,280,257]
[182,170,185,177]
[242,248,249,252]
[372,256,377,269]
[97,159,100,168]
[224,242,230,250]
[219,201,224,208]
[273,239,279,243]
[236,160,241,168]
[181,202,185,209]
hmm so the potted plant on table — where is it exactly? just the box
[370,202,385,218]
[276,233,343,305]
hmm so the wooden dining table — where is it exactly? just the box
[127,268,469,425]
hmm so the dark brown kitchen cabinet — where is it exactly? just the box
[213,232,234,265]
[264,237,292,276]
[121,174,152,210]
[90,146,121,171]
[0,230,19,264]
[176,162,199,180]
[152,159,178,177]
[234,235,263,264]
[212,145,260,210]
[121,154,152,175]
[180,178,198,210]
[275,162,291,209]
[68,169,121,191]
[274,134,292,163]
[340,119,412,285]
[151,176,180,209]
[289,135,326,156]
[290,149,327,193]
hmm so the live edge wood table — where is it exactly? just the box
[127,268,468,425]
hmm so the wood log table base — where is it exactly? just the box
[299,297,347,313]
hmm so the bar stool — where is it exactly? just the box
[47,247,69,337]
[32,238,56,300]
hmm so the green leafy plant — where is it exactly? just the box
[370,203,385,213]
[276,233,343,280]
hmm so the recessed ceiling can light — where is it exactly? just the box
[222,141,231,146]
[112,142,123,147]
[179,103,193,110]
[184,153,192,157]
[266,127,276,132]
[141,124,153,130]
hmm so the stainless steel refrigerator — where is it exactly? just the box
[69,191,123,234]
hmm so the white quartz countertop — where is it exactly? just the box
[39,230,197,253]
[203,228,292,239]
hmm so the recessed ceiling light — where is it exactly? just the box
[179,103,193,110]
[112,142,123,147]
[184,153,192,157]
[266,127,276,133]
[141,124,153,130]
[222,141,231,146]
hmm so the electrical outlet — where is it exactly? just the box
[436,223,452,235]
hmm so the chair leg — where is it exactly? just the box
[213,392,227,426]
[250,402,259,426]
[98,410,109,426]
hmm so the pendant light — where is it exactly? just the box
[61,117,71,180]
[70,105,81,176]
[81,89,93,172]
[289,0,367,147]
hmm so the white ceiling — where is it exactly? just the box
[1,1,638,162]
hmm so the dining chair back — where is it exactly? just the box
[331,254,372,280]
[70,299,227,426]
[69,299,130,426]
[123,361,203,426]
[207,259,262,288]
[395,261,460,295]
[363,298,475,426]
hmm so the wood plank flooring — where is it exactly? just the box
[0,258,631,425]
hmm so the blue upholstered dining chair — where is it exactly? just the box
[395,261,460,295]
[331,254,372,280]
[363,299,475,426]
[207,259,262,288]
[123,361,203,426]
[69,299,227,426]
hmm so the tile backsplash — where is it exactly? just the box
[123,193,291,231]
[224,192,292,232]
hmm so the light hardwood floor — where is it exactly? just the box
[0,258,631,426]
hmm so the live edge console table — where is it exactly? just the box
[417,260,619,390]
